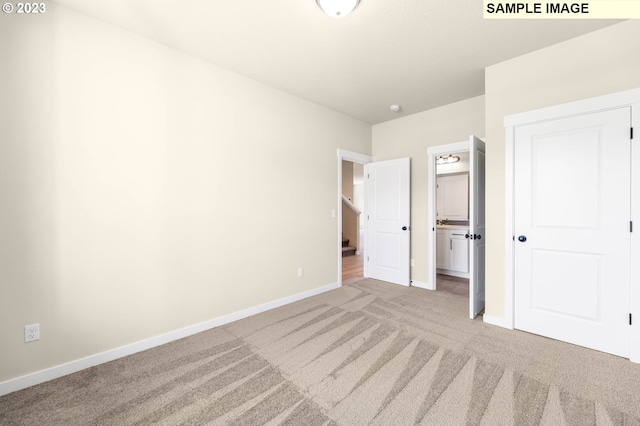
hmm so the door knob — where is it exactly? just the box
[518,235,527,242]
[402,226,408,231]
[465,234,470,239]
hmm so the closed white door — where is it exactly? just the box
[514,108,631,357]
[469,136,486,319]
[365,158,411,286]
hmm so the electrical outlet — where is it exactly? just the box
[25,323,40,343]
[297,267,304,278]
[411,258,415,267]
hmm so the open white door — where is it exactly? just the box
[469,136,486,319]
[364,158,411,286]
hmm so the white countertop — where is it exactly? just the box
[437,225,469,230]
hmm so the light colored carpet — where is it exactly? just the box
[2,278,640,425]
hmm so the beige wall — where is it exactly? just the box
[341,161,354,201]
[0,4,371,383]
[484,20,640,320]
[372,96,485,284]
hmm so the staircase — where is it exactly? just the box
[342,237,357,257]
[341,196,360,257]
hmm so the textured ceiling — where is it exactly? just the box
[52,0,619,124]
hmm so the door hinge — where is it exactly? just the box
[631,127,634,140]
[630,313,633,325]
[631,221,633,233]
[367,256,370,262]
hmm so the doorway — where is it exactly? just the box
[342,160,365,284]
[434,151,471,297]
[337,150,411,287]
[428,136,486,319]
[337,149,372,286]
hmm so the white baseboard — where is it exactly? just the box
[410,280,433,290]
[0,281,340,397]
[482,314,513,330]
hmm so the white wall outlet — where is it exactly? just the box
[25,323,40,343]
[297,267,304,278]
[411,259,415,267]
[331,209,336,218]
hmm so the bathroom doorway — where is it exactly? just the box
[428,136,486,319]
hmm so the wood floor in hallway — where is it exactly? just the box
[342,253,363,285]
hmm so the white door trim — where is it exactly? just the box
[337,149,372,286]
[427,141,470,291]
[632,98,640,362]
[505,88,640,127]
[504,87,640,362]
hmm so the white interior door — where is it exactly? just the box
[514,108,631,357]
[365,158,410,286]
[469,136,486,319]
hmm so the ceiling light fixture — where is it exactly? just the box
[436,155,460,165]
[390,104,401,112]
[316,0,360,18]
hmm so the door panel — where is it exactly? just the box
[531,249,600,320]
[514,108,630,357]
[532,129,600,228]
[374,233,401,268]
[365,158,410,286]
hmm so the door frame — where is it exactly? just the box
[504,87,640,362]
[427,141,470,291]
[337,149,373,286]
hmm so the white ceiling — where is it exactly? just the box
[52,0,620,124]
